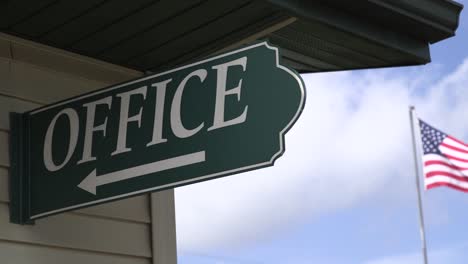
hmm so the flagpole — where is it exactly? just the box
[409,106,429,264]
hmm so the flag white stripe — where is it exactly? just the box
[444,137,468,152]
[444,158,468,168]
[423,164,468,176]
[423,154,468,165]
[422,154,449,163]
[439,145,468,160]
[423,154,468,169]
[425,175,468,189]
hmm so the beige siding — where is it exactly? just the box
[7,61,108,104]
[75,195,151,223]
[0,33,176,263]
[0,241,151,264]
[7,35,140,84]
[0,203,151,257]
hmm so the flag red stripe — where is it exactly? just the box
[424,160,468,170]
[426,182,468,192]
[440,142,468,154]
[425,171,468,183]
[443,153,468,163]
[448,136,468,148]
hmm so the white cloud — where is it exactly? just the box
[175,59,468,252]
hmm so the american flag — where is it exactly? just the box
[420,120,468,192]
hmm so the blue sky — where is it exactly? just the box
[176,4,468,264]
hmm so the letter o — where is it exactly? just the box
[43,108,79,172]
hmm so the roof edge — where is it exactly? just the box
[265,0,463,44]
[369,0,463,43]
[265,0,432,64]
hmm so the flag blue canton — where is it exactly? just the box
[419,120,447,155]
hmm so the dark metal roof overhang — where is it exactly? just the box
[0,0,463,74]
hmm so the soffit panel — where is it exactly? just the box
[0,0,463,74]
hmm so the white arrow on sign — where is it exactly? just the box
[78,151,206,195]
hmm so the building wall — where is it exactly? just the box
[0,33,176,264]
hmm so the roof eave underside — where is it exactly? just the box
[264,0,463,73]
[267,0,463,44]
[0,0,463,74]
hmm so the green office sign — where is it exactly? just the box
[9,42,305,224]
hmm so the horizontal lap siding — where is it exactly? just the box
[0,241,150,264]
[0,203,151,257]
[7,61,108,104]
[0,34,153,262]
